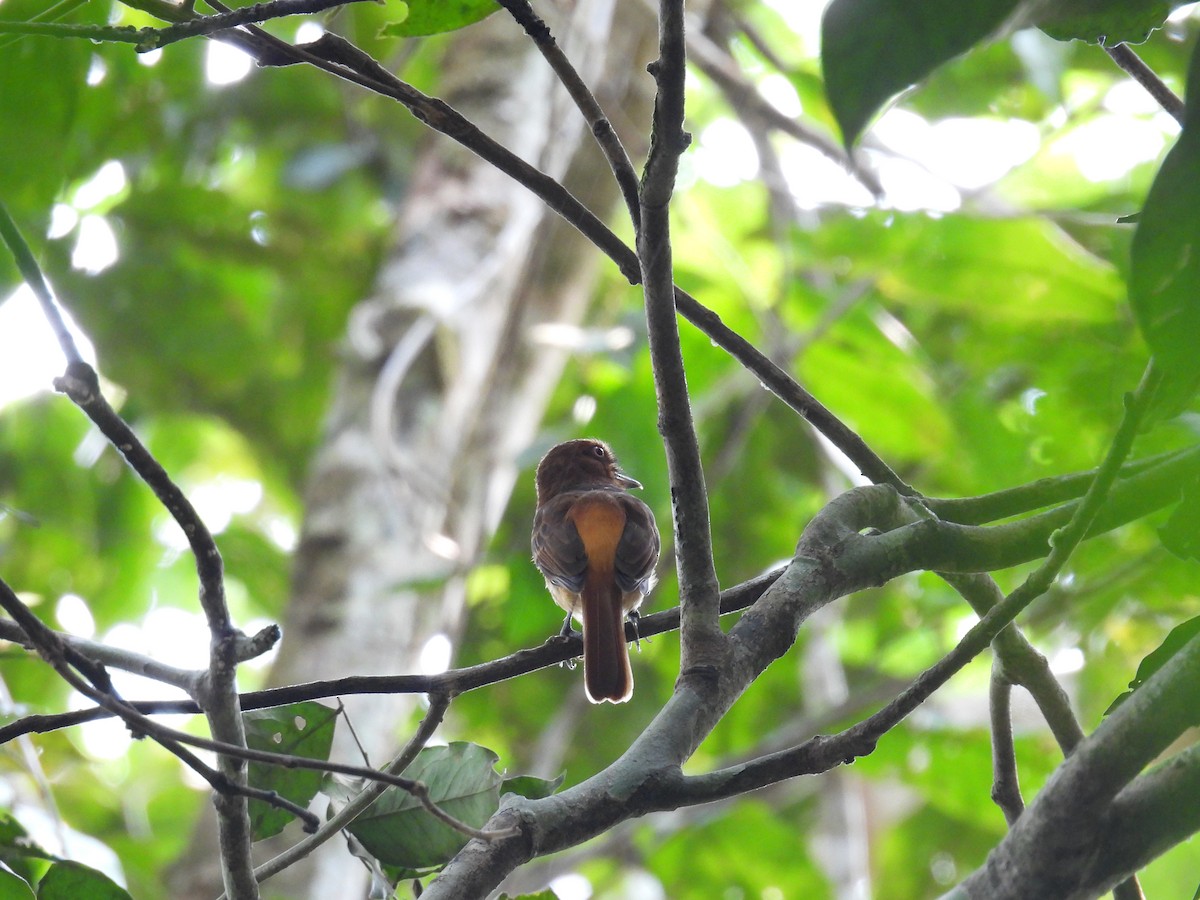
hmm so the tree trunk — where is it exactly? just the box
[169,1,655,896]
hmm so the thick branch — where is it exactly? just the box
[955,631,1200,899]
[850,439,1196,579]
[638,0,724,676]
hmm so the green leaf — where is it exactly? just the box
[334,742,502,869]
[35,862,131,900]
[0,814,56,885]
[1105,615,1200,715]
[821,0,1019,146]
[380,0,498,38]
[1158,474,1200,561]
[500,772,564,801]
[1129,38,1200,415]
[0,0,103,226]
[244,702,338,840]
[798,212,1122,324]
[0,869,34,899]
[1036,0,1174,46]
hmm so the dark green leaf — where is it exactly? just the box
[336,742,502,869]
[1129,38,1200,415]
[1037,0,1173,46]
[244,702,338,840]
[500,773,564,801]
[1105,615,1200,714]
[35,861,131,900]
[380,0,498,38]
[821,0,1019,146]
[1158,474,1200,560]
[0,813,56,885]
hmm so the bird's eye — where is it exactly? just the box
[592,445,606,458]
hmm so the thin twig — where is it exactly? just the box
[249,694,451,890]
[495,0,642,229]
[1106,44,1185,125]
[0,581,499,846]
[0,200,256,894]
[0,201,83,365]
[0,576,314,835]
[989,663,1024,826]
[673,285,912,491]
[0,569,783,742]
[685,21,883,197]
[0,0,375,49]
[924,447,1192,525]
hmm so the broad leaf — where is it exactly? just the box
[1105,615,1200,714]
[244,702,338,840]
[36,861,131,900]
[1129,38,1200,413]
[1037,0,1175,45]
[1159,474,1200,561]
[0,813,54,885]
[501,772,564,801]
[821,0,1020,146]
[381,0,498,38]
[0,869,34,899]
[334,742,502,870]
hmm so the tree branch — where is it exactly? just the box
[638,0,724,671]
[0,0,376,49]
[1,194,258,895]
[954,630,1200,899]
[683,13,882,197]
[989,662,1024,826]
[923,447,1191,525]
[1105,43,1185,125]
[495,0,642,229]
[0,570,782,742]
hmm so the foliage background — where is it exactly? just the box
[0,0,1198,896]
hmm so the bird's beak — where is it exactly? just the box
[615,472,643,490]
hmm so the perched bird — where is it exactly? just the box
[532,439,660,703]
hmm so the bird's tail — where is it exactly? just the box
[581,570,632,703]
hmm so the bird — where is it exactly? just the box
[532,439,660,703]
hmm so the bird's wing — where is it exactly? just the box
[614,494,660,595]
[532,493,589,594]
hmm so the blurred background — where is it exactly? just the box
[0,0,1198,896]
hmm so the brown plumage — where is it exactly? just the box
[532,439,660,703]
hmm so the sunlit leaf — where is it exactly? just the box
[380,0,498,38]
